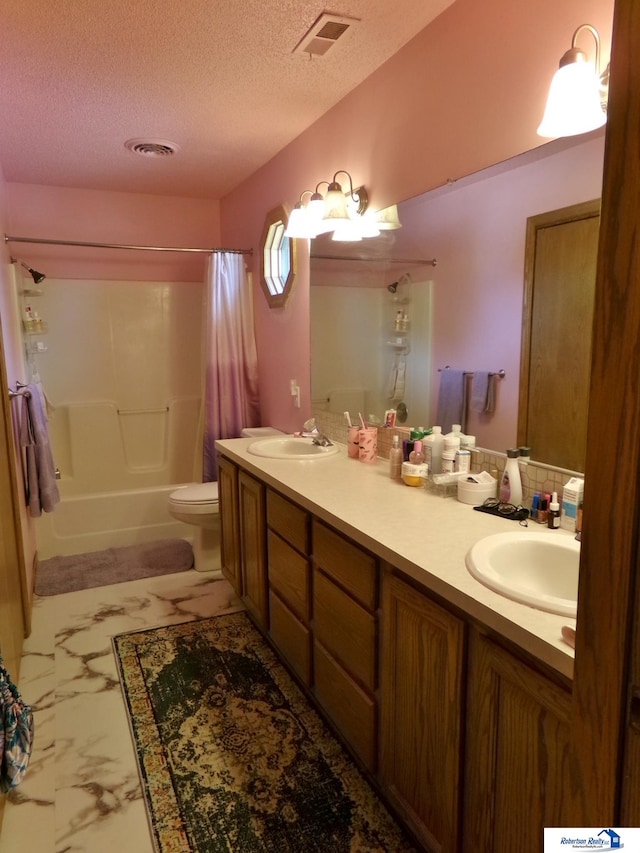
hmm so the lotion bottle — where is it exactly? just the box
[389,435,403,480]
[499,448,523,506]
[422,426,444,474]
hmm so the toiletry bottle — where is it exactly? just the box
[499,448,523,505]
[409,440,425,464]
[530,493,540,522]
[547,492,561,529]
[389,435,403,480]
[441,449,456,473]
[422,426,444,474]
[455,448,471,474]
[537,497,548,524]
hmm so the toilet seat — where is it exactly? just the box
[169,483,219,513]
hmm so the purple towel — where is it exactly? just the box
[19,385,59,517]
[436,369,467,433]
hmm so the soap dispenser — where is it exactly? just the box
[499,449,523,506]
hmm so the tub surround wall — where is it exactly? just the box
[24,277,204,558]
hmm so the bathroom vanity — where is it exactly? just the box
[216,438,575,853]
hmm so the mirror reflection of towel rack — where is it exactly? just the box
[438,366,506,378]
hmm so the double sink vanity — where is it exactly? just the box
[216,435,578,852]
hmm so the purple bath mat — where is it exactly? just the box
[35,538,194,596]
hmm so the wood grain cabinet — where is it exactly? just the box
[462,630,572,853]
[312,519,378,772]
[215,453,578,853]
[217,455,241,594]
[237,470,268,629]
[379,570,465,853]
[266,489,312,686]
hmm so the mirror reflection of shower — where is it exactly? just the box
[19,260,46,284]
[387,272,411,294]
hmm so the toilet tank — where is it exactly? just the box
[240,427,285,438]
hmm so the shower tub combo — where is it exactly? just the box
[36,398,200,559]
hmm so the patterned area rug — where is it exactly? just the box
[36,538,194,595]
[113,612,415,853]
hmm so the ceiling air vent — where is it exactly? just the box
[293,12,359,58]
[124,138,181,158]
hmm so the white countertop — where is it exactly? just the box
[216,437,576,680]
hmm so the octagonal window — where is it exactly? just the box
[260,205,297,308]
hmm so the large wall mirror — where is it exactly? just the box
[310,131,605,473]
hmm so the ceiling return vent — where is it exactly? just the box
[124,138,181,158]
[293,12,360,57]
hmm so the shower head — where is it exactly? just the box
[387,281,398,293]
[20,260,46,284]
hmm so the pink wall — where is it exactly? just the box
[220,0,614,433]
[6,184,222,282]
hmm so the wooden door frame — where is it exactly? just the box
[568,0,640,823]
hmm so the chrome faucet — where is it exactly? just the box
[299,417,334,447]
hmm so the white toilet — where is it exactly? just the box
[167,427,283,574]
[168,482,221,574]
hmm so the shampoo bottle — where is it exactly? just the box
[499,448,523,506]
[389,435,403,480]
[422,426,444,474]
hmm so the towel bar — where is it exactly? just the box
[438,366,506,378]
[117,406,169,415]
[8,383,31,399]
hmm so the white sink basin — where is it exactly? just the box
[465,531,580,616]
[247,436,340,460]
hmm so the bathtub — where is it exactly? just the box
[34,396,201,559]
[35,483,193,559]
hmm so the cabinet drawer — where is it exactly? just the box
[313,568,376,691]
[267,490,309,554]
[312,520,377,611]
[314,639,376,772]
[268,530,310,622]
[269,592,311,687]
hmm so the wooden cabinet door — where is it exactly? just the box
[217,455,241,594]
[238,470,268,629]
[463,631,572,853]
[380,571,464,853]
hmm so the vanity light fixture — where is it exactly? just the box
[285,170,371,241]
[537,24,609,138]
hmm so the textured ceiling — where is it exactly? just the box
[0,0,453,199]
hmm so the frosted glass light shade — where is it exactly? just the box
[284,206,315,239]
[537,61,606,138]
[331,220,364,241]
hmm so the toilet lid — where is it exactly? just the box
[170,482,219,505]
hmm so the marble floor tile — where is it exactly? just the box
[0,569,241,853]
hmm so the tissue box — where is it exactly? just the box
[457,471,498,505]
[561,477,584,531]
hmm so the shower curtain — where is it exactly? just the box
[202,252,260,481]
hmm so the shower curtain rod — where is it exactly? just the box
[311,253,436,265]
[4,235,252,255]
